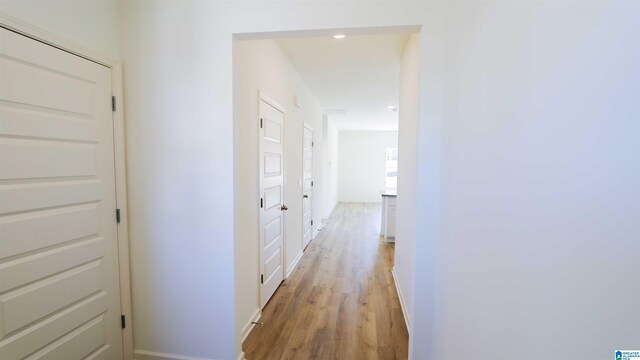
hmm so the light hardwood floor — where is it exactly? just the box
[243,203,409,360]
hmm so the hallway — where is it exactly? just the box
[243,203,409,359]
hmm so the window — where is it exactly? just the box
[385,147,398,188]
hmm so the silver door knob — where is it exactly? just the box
[303,195,309,198]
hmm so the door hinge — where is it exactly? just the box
[260,198,263,208]
[116,208,121,223]
[311,220,313,226]
[261,274,264,284]
[121,315,126,329]
[312,141,314,147]
[260,118,263,128]
[111,96,116,112]
[311,181,314,187]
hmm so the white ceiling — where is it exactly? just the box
[276,33,411,131]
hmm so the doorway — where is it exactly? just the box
[233,26,420,359]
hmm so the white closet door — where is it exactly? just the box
[0,28,123,359]
[302,126,313,249]
[259,98,286,308]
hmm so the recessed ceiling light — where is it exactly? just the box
[387,105,396,109]
[333,34,346,39]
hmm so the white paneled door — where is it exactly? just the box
[0,28,123,358]
[259,98,286,308]
[302,125,313,249]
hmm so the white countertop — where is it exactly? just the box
[380,188,397,197]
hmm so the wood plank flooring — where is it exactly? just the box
[243,203,409,360]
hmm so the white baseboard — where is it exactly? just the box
[236,351,245,360]
[391,268,410,334]
[286,249,303,278]
[312,227,320,239]
[134,350,213,360]
[241,307,262,343]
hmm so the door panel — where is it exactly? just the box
[263,153,281,176]
[0,181,101,214]
[264,217,282,248]
[0,28,123,358]
[0,106,99,142]
[259,99,285,308]
[25,315,106,360]
[0,204,98,259]
[0,293,106,359]
[0,139,97,179]
[264,186,282,210]
[264,248,282,282]
[302,126,313,248]
[0,236,104,293]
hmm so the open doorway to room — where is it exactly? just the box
[233,26,420,359]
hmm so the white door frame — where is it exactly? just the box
[0,13,134,359]
[302,123,314,249]
[257,91,287,308]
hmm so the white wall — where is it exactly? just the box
[0,0,122,59]
[117,2,639,360]
[322,115,339,219]
[338,131,398,203]
[233,38,324,357]
[121,3,237,359]
[393,33,420,334]
[425,3,640,358]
